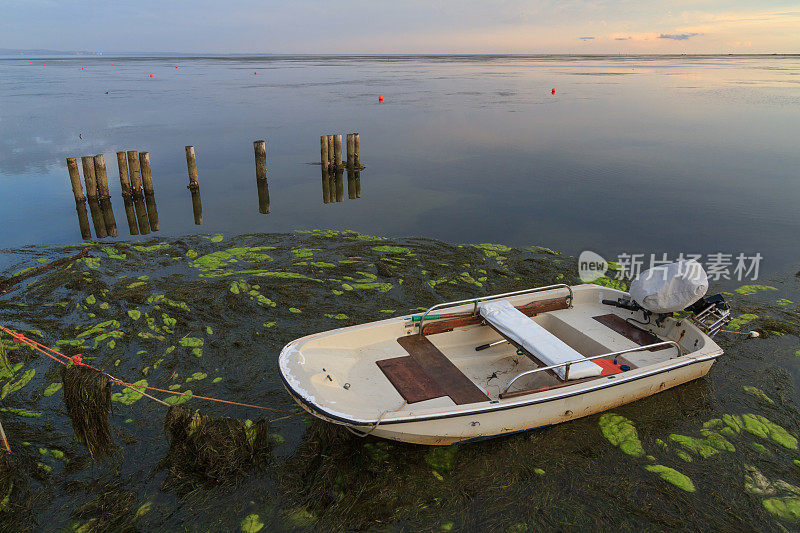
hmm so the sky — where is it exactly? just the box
[1,0,799,54]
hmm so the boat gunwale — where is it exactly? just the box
[279,350,722,427]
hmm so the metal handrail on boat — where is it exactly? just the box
[416,284,574,335]
[501,340,682,396]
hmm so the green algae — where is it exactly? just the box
[291,248,320,258]
[0,407,42,418]
[723,414,743,434]
[135,502,152,519]
[751,442,771,455]
[111,379,148,405]
[350,282,393,292]
[165,391,192,406]
[289,307,302,314]
[676,450,693,462]
[533,468,545,475]
[741,414,798,449]
[285,508,316,528]
[77,320,120,338]
[598,413,644,457]
[132,243,170,252]
[127,281,147,290]
[206,326,213,335]
[777,299,794,306]
[212,377,222,383]
[729,313,758,330]
[324,313,348,320]
[734,284,778,295]
[1,368,35,399]
[85,294,96,305]
[425,446,457,472]
[127,310,141,321]
[146,294,190,312]
[669,434,721,458]
[43,382,62,397]
[763,496,800,521]
[209,234,224,243]
[743,386,775,404]
[191,246,275,273]
[241,514,264,533]
[186,372,207,383]
[101,247,126,260]
[39,447,65,460]
[644,465,695,492]
[372,246,411,254]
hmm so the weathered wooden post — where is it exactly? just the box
[320,135,329,174]
[93,155,118,237]
[67,158,92,239]
[81,156,107,238]
[353,133,360,168]
[327,135,334,168]
[126,151,150,235]
[116,151,139,236]
[185,146,199,189]
[333,134,343,171]
[253,140,270,214]
[139,152,160,231]
[346,133,355,170]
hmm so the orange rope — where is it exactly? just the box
[1,326,298,416]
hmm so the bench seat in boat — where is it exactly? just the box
[479,301,602,380]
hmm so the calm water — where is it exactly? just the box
[1,55,799,273]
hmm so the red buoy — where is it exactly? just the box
[254,71,257,75]
[175,66,178,69]
[150,74,153,78]
[378,95,383,102]
[551,88,556,94]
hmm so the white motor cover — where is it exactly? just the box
[629,259,708,313]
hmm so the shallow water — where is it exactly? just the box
[1,55,800,274]
[0,232,799,530]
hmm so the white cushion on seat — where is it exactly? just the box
[479,300,602,380]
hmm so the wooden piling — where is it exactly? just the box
[346,133,355,170]
[333,134,343,170]
[254,140,267,181]
[327,135,334,168]
[139,152,159,231]
[257,180,270,214]
[67,158,92,239]
[82,156,107,238]
[115,152,138,236]
[67,158,85,203]
[126,151,150,235]
[93,154,118,237]
[185,146,199,190]
[353,133,360,168]
[320,135,329,174]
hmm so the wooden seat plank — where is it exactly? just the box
[592,314,670,351]
[376,356,447,404]
[397,335,489,405]
[421,297,569,336]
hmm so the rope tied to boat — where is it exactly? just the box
[0,325,300,418]
[346,399,408,438]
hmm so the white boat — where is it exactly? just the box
[279,263,731,445]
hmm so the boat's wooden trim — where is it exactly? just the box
[397,335,490,405]
[422,297,569,336]
[376,356,447,404]
[592,314,670,351]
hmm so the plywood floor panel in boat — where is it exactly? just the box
[592,314,669,350]
[376,356,447,404]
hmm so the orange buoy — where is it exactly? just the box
[150,74,153,78]
[551,88,556,94]
[175,66,178,69]
[81,67,84,70]
[378,95,383,102]
[254,71,257,75]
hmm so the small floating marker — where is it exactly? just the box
[150,74,153,78]
[175,66,178,69]
[551,88,556,94]
[378,95,383,102]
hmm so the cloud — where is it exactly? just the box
[614,36,631,40]
[658,32,701,40]
[578,36,595,40]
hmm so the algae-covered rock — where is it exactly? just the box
[241,513,264,533]
[743,386,775,404]
[599,413,644,457]
[425,446,457,472]
[763,496,800,521]
[644,464,695,492]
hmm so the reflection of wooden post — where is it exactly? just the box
[257,180,270,214]
[321,165,331,204]
[354,170,361,198]
[67,158,92,239]
[347,168,356,199]
[353,133,360,168]
[320,135,329,174]
[82,156,107,238]
[127,150,150,235]
[116,152,138,235]
[346,133,355,170]
[139,152,159,231]
[333,134,342,170]
[190,190,203,225]
[93,154,117,237]
[185,146,199,189]
[334,168,344,202]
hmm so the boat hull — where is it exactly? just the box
[336,357,715,445]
